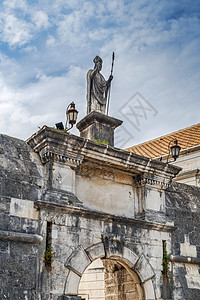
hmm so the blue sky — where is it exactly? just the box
[0,0,200,148]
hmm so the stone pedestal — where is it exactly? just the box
[76,111,123,147]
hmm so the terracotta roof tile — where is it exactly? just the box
[125,123,200,158]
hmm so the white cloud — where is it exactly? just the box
[2,0,27,11]
[0,14,33,47]
[0,0,199,146]
[32,11,49,29]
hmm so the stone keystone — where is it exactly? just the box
[86,242,106,261]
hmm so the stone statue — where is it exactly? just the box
[87,56,113,114]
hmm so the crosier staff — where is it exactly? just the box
[106,52,115,115]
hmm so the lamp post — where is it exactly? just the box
[166,139,181,163]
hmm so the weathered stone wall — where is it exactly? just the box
[0,128,200,300]
[0,134,44,299]
[166,182,200,299]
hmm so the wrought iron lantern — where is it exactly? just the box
[167,139,181,163]
[55,102,78,132]
[66,102,78,130]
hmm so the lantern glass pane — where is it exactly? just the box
[74,111,78,121]
[69,111,74,122]
[171,147,176,157]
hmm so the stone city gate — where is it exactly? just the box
[1,109,199,299]
[26,122,178,300]
[0,56,200,299]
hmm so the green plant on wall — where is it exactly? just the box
[162,242,170,278]
[94,139,109,145]
[44,246,55,268]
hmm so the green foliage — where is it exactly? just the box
[94,139,109,145]
[44,247,55,268]
[68,200,73,205]
[162,249,170,278]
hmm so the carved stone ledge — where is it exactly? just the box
[136,174,171,188]
[0,230,43,244]
[43,189,83,208]
[170,255,200,265]
[40,146,83,166]
[135,211,174,226]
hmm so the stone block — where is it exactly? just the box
[143,279,156,300]
[64,270,81,295]
[65,246,91,276]
[52,163,75,194]
[123,246,139,268]
[185,264,200,289]
[3,179,22,198]
[104,238,124,259]
[21,182,38,201]
[86,242,105,261]
[10,198,39,220]
[134,255,155,283]
[180,235,197,258]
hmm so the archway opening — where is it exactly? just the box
[78,258,144,300]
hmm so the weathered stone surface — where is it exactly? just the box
[104,237,124,259]
[123,246,139,268]
[10,198,39,220]
[64,270,81,295]
[76,111,123,147]
[86,242,105,261]
[0,128,200,300]
[0,229,42,244]
[65,245,91,276]
[135,255,155,283]
[143,279,156,300]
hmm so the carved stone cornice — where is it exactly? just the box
[136,174,171,188]
[27,126,181,178]
[40,146,83,166]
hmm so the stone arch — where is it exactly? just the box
[64,241,156,299]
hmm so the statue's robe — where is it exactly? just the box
[87,69,109,114]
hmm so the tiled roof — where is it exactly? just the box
[125,123,200,158]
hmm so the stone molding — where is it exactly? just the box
[136,174,171,188]
[170,255,200,265]
[0,230,43,244]
[35,200,175,232]
[40,146,83,166]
